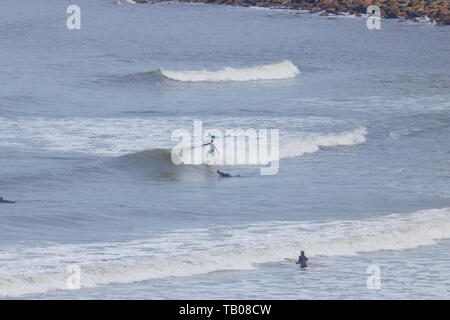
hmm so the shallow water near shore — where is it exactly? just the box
[0,0,449,299]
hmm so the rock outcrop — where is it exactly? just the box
[134,0,450,25]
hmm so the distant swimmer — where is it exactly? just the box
[0,196,15,204]
[296,250,308,269]
[217,170,240,178]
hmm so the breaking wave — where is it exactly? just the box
[172,127,368,166]
[158,60,300,82]
[106,127,368,174]
[0,117,360,158]
[1,207,449,297]
[280,127,367,159]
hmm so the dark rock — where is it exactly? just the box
[145,0,450,25]
[437,15,450,25]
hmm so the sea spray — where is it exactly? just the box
[159,60,300,82]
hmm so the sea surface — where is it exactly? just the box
[0,0,449,299]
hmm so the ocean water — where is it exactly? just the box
[0,0,449,299]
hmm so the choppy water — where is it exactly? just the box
[0,0,449,299]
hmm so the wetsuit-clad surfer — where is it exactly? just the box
[217,170,232,177]
[296,250,308,268]
[202,137,218,156]
[0,196,15,204]
[217,170,240,178]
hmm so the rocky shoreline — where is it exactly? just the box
[134,0,450,25]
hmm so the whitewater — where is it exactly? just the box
[2,207,449,297]
[1,0,449,299]
[158,60,300,82]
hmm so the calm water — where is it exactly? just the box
[0,0,449,299]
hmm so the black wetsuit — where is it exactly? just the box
[217,170,232,177]
[0,199,15,204]
[297,255,308,268]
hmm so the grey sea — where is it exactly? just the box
[0,0,449,299]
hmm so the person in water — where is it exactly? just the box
[202,137,218,156]
[217,170,231,177]
[296,250,308,268]
[0,196,15,204]
[209,138,218,156]
[217,170,240,178]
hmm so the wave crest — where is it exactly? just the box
[280,127,367,159]
[159,60,300,82]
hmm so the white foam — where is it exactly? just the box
[279,127,367,159]
[1,207,449,297]
[159,60,300,82]
[182,127,367,165]
[0,117,363,161]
